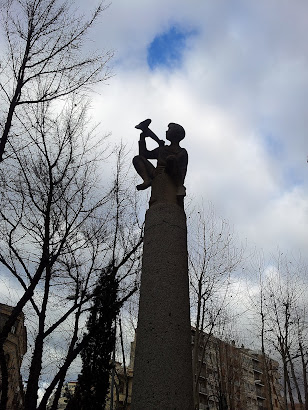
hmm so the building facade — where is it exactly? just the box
[0,304,27,410]
[106,362,134,410]
[46,380,78,409]
[193,329,283,410]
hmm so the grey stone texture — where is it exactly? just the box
[131,203,194,410]
[149,168,178,207]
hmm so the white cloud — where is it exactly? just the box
[86,0,308,262]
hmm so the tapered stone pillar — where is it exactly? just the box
[131,203,193,409]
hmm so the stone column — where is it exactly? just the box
[131,200,194,409]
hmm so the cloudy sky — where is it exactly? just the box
[2,0,308,391]
[85,0,308,260]
[23,0,308,391]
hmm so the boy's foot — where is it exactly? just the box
[136,180,152,190]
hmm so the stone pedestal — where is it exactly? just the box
[131,203,194,410]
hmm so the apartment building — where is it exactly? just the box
[193,329,283,409]
[47,381,78,409]
[106,362,134,410]
[0,303,27,410]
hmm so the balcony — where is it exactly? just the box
[199,386,207,396]
[256,390,266,400]
[253,365,263,373]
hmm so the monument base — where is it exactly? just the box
[131,203,194,410]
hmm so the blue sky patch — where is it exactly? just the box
[147,26,196,70]
[263,133,284,159]
[284,166,303,188]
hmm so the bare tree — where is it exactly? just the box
[294,306,308,410]
[0,1,116,408]
[245,251,276,410]
[0,98,143,409]
[267,255,307,410]
[248,251,308,410]
[188,203,244,409]
[0,0,112,162]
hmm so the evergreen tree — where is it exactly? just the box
[67,265,120,409]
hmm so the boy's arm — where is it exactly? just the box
[139,133,159,159]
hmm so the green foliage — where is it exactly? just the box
[67,264,120,409]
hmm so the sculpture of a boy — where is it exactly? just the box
[133,119,188,208]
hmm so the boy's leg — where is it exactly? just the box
[132,155,155,190]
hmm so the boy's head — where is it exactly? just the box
[166,123,185,143]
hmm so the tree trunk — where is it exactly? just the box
[0,347,9,410]
[192,282,202,410]
[285,360,295,410]
[25,262,52,410]
[38,333,90,410]
[287,347,303,405]
[299,341,308,410]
